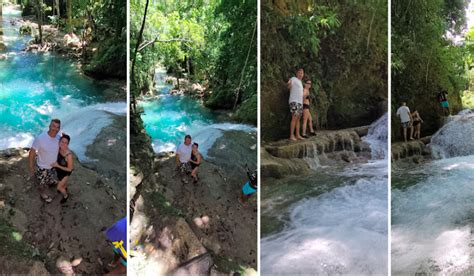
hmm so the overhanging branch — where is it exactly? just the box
[138,38,193,52]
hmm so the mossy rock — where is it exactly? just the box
[234,94,257,125]
[204,87,235,109]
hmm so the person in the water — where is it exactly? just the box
[51,133,74,203]
[301,79,316,138]
[29,119,61,203]
[188,143,202,184]
[176,134,193,173]
[240,169,257,204]
[411,110,424,140]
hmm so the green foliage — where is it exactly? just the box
[261,0,387,140]
[130,0,257,123]
[84,35,126,79]
[391,0,469,139]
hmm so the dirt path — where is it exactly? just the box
[0,148,125,274]
[130,154,257,274]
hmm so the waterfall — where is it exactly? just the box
[363,113,388,160]
[431,110,474,158]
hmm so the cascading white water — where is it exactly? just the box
[392,110,474,274]
[261,115,388,275]
[391,156,474,274]
[431,110,474,158]
[363,113,388,160]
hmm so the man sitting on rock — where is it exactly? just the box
[176,134,193,175]
[28,119,61,203]
[396,102,413,143]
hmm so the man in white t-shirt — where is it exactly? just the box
[396,102,413,142]
[29,119,61,203]
[287,67,305,141]
[176,134,193,173]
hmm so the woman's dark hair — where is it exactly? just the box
[61,133,71,143]
[193,142,199,148]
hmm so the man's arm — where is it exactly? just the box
[176,153,180,166]
[287,79,292,90]
[28,149,36,175]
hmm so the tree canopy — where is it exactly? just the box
[130,0,257,124]
[391,0,470,138]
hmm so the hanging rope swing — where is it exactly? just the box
[233,21,256,111]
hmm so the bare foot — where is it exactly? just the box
[296,136,305,140]
[289,137,297,141]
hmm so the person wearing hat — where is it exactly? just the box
[105,217,127,274]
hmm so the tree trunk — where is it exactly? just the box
[36,0,43,46]
[131,0,150,113]
[67,0,72,31]
[55,0,60,17]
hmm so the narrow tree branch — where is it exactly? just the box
[138,38,193,52]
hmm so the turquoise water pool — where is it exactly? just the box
[139,68,256,159]
[0,6,125,161]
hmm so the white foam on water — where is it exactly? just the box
[1,100,126,162]
[187,123,256,158]
[363,113,388,160]
[0,132,34,149]
[391,155,474,274]
[261,178,388,275]
[152,141,176,153]
[53,102,126,161]
[431,110,474,158]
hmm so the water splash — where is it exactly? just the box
[261,178,387,275]
[431,110,474,158]
[363,113,388,160]
[261,115,388,274]
[391,155,474,274]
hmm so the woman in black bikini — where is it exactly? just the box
[51,134,74,203]
[189,143,202,183]
[302,80,316,138]
[411,110,424,140]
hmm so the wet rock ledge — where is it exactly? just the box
[262,126,372,179]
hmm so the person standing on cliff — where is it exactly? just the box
[437,90,450,116]
[287,67,305,141]
[176,134,193,173]
[28,118,61,203]
[396,102,413,143]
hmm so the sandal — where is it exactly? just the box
[41,194,52,203]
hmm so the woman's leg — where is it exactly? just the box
[308,111,314,133]
[417,124,421,139]
[302,109,309,135]
[57,176,68,197]
[191,167,198,179]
